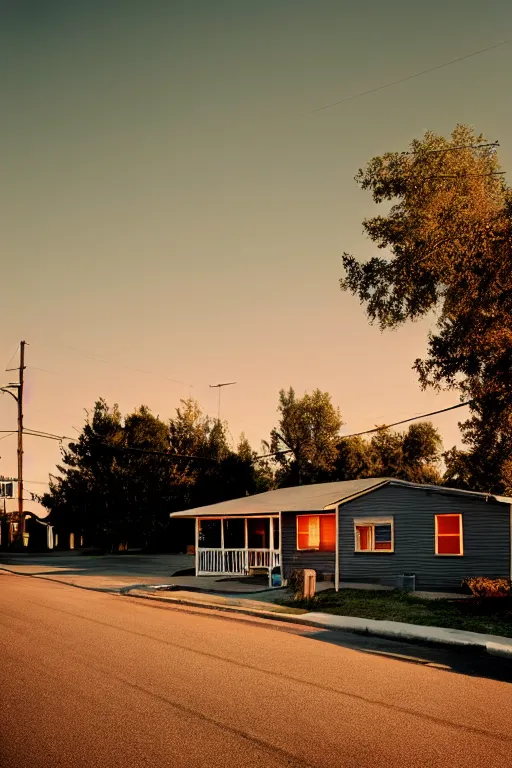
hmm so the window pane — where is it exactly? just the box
[297,516,320,549]
[436,515,461,535]
[356,525,371,551]
[223,518,245,548]
[374,524,392,544]
[374,541,392,550]
[437,535,461,555]
[308,516,320,548]
[297,517,311,549]
[297,517,309,536]
[199,519,221,548]
[319,515,336,551]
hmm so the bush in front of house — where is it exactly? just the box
[288,569,305,600]
[462,577,512,599]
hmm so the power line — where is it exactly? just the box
[33,340,195,390]
[403,141,500,156]
[22,426,218,461]
[254,400,473,460]
[423,172,506,180]
[0,432,16,441]
[307,38,511,114]
[4,344,19,371]
[344,400,473,436]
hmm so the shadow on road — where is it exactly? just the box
[302,628,512,683]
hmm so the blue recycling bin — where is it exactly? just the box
[271,567,282,587]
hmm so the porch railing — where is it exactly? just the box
[197,548,280,576]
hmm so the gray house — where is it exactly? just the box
[170,478,512,591]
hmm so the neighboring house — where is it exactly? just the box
[24,512,55,551]
[170,478,512,591]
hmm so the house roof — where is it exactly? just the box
[169,478,512,518]
[170,478,390,517]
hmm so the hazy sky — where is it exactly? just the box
[1,0,511,512]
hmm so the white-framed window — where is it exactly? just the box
[354,518,394,553]
[435,514,463,556]
[296,514,336,551]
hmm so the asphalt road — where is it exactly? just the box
[1,572,512,768]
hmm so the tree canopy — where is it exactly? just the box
[341,125,512,492]
[266,387,343,486]
[42,398,271,551]
[265,387,442,486]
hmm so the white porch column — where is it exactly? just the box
[335,506,340,592]
[268,517,274,587]
[279,511,283,585]
[195,518,199,576]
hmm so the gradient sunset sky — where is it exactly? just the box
[1,0,511,510]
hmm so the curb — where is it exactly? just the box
[122,588,512,658]
[123,589,309,623]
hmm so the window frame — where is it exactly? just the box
[296,513,336,552]
[353,517,394,553]
[434,513,464,556]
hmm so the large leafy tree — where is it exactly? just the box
[267,388,343,486]
[333,435,379,481]
[340,125,512,492]
[334,422,442,483]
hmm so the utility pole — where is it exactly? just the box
[2,340,26,546]
[209,382,236,422]
[17,341,25,539]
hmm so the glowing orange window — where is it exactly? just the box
[297,515,336,551]
[435,514,463,555]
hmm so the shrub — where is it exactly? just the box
[462,577,512,599]
[288,569,305,600]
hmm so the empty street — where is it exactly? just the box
[1,572,512,767]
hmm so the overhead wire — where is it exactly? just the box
[4,344,19,371]
[253,400,474,460]
[307,38,511,114]
[33,340,195,390]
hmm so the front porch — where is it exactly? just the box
[195,515,281,581]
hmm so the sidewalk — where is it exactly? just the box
[3,562,512,659]
[124,585,512,659]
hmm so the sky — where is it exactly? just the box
[1,0,511,514]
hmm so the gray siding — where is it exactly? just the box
[281,511,335,579]
[339,485,511,590]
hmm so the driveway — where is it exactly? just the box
[0,552,194,590]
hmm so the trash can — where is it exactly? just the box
[397,573,416,592]
[271,566,282,587]
[303,568,316,599]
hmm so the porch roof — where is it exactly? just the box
[170,478,390,518]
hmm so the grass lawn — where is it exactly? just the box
[279,589,512,638]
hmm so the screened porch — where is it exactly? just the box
[196,516,280,577]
